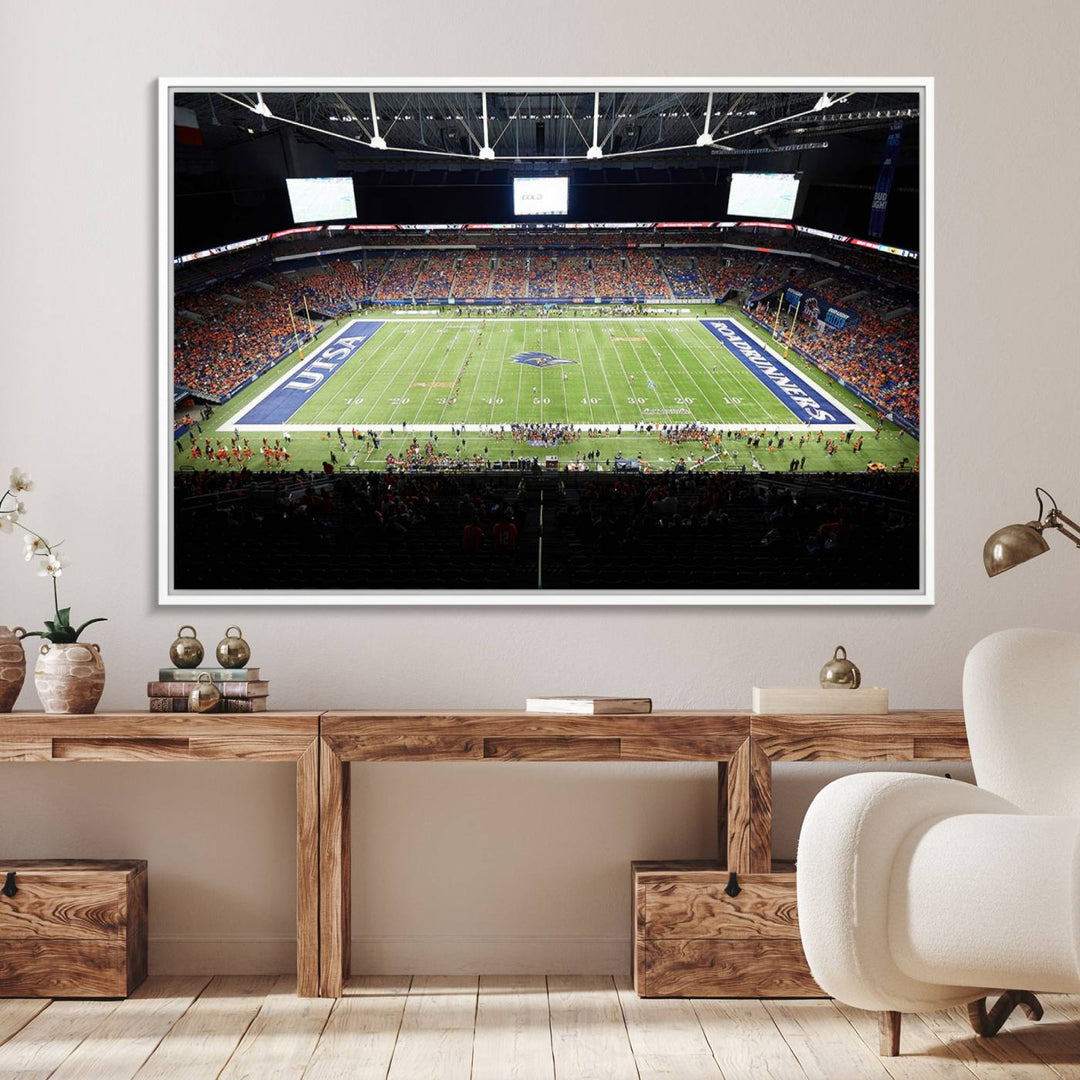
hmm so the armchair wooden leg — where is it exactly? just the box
[879,1010,902,1056]
[968,991,1044,1038]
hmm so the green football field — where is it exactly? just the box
[175,305,920,473]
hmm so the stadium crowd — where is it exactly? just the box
[173,233,920,420]
[624,252,671,298]
[489,253,527,299]
[528,255,558,297]
[451,251,493,297]
[556,254,593,296]
[173,467,919,592]
[374,254,423,301]
[413,252,457,297]
[663,255,711,299]
[175,284,312,399]
[592,252,630,295]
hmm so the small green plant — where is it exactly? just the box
[1,468,107,644]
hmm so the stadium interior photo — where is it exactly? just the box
[169,84,925,596]
[10,1,1080,1076]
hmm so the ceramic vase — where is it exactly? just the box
[34,642,106,714]
[0,626,27,712]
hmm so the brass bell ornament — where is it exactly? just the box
[169,625,204,669]
[820,645,861,689]
[216,626,251,669]
[188,672,221,713]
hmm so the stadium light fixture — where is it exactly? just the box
[586,91,603,159]
[696,91,715,145]
[368,92,387,149]
[983,488,1080,577]
[478,92,495,159]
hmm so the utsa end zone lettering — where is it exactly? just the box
[234,320,385,426]
[706,320,842,424]
[285,336,367,392]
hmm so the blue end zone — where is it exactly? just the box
[699,319,856,425]
[238,321,385,425]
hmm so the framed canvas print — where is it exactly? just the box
[159,77,932,605]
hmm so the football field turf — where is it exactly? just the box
[177,306,918,473]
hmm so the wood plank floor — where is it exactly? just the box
[1,976,1078,1080]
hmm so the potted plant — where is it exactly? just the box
[1,468,107,714]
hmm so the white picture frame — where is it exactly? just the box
[159,76,933,606]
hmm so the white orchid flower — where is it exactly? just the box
[0,515,12,535]
[38,553,70,578]
[23,534,49,560]
[8,469,33,493]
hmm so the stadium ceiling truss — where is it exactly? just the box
[179,89,920,167]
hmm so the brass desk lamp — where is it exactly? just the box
[984,488,1080,577]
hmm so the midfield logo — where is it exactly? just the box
[510,351,578,368]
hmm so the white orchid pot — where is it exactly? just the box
[0,626,27,712]
[34,641,105,714]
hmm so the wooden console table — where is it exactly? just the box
[0,712,322,997]
[318,709,969,998]
[1,708,971,999]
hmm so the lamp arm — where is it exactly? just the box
[1047,509,1080,547]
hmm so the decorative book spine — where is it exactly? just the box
[147,681,269,699]
[222,698,268,713]
[157,668,260,682]
[147,696,269,713]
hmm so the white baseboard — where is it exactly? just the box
[148,935,630,975]
[149,937,297,975]
[352,935,630,975]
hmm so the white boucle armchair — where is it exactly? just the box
[797,628,1080,1056]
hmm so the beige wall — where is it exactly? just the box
[2,0,1078,973]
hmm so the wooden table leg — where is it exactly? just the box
[319,738,351,997]
[717,760,728,869]
[296,738,320,997]
[726,738,772,874]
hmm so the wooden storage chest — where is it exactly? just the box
[0,859,148,998]
[632,859,822,998]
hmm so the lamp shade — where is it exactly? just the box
[983,522,1050,577]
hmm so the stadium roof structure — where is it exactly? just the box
[175,87,920,168]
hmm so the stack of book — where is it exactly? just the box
[148,668,269,713]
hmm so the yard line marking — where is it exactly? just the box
[553,321,579,425]
[378,322,449,428]
[624,324,677,426]
[585,320,626,427]
[408,324,474,422]
[487,327,511,428]
[358,321,445,428]
[677,319,779,424]
[653,320,757,427]
[306,320,403,425]
[459,320,499,427]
